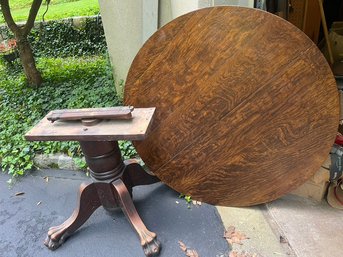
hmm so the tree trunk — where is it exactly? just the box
[16,35,43,86]
[0,0,43,87]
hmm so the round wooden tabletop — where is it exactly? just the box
[124,7,339,206]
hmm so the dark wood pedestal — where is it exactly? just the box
[25,108,161,257]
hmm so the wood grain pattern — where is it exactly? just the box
[124,7,339,206]
[25,108,155,141]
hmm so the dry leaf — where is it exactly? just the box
[192,200,202,206]
[225,226,235,235]
[15,192,25,196]
[229,252,239,257]
[186,249,199,257]
[224,226,249,245]
[229,251,258,257]
[178,241,200,257]
[179,241,187,252]
[279,235,288,244]
[37,201,42,206]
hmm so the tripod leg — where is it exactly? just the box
[123,159,160,187]
[112,179,161,257]
[44,182,101,250]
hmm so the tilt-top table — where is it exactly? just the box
[25,6,340,257]
[124,6,339,206]
[25,107,161,257]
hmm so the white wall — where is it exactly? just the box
[160,0,254,26]
[98,0,158,97]
[98,0,254,96]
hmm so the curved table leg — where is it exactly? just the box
[44,182,101,250]
[112,179,161,257]
[123,159,160,187]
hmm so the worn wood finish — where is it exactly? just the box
[46,106,134,123]
[124,7,339,206]
[25,108,155,141]
[27,111,161,256]
[44,170,161,256]
[42,141,161,257]
[44,182,101,250]
[112,179,160,256]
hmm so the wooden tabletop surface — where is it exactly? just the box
[124,7,339,206]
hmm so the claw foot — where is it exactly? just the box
[141,231,161,257]
[44,235,62,250]
[44,226,70,251]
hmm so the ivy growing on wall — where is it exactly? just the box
[29,17,107,57]
[1,16,107,57]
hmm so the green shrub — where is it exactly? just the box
[0,0,100,24]
[0,13,138,178]
[1,17,106,58]
[0,55,135,177]
[29,18,107,57]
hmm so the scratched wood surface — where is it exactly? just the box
[124,7,339,206]
[25,108,155,142]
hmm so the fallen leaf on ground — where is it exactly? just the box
[226,226,235,235]
[229,251,259,257]
[179,241,187,252]
[279,235,288,244]
[15,192,25,196]
[178,241,200,257]
[224,226,249,245]
[186,249,199,257]
[192,200,202,206]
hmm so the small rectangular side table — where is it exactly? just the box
[25,107,161,257]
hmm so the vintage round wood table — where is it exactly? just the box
[125,6,339,206]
